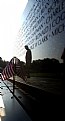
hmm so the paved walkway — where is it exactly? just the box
[0,77,64,121]
[0,79,32,121]
[0,79,45,121]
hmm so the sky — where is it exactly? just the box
[0,0,65,63]
[0,0,28,61]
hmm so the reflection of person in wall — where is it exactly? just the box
[25,45,32,78]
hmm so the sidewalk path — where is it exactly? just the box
[0,79,32,121]
[0,77,64,121]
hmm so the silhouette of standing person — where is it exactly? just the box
[25,45,32,78]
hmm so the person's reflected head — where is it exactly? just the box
[24,45,29,50]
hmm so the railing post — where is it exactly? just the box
[13,57,16,96]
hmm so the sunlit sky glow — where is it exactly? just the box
[0,0,28,61]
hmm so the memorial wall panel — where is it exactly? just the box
[15,0,65,62]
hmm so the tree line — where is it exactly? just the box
[30,58,64,73]
[0,57,64,74]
